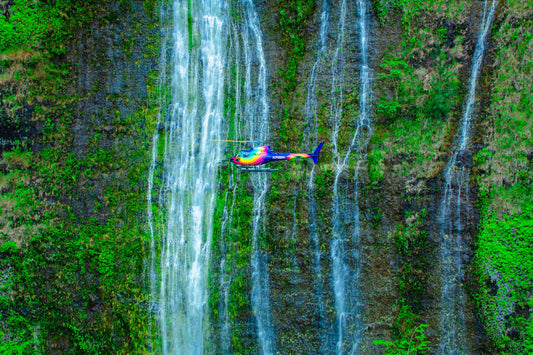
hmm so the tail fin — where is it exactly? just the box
[310,142,324,164]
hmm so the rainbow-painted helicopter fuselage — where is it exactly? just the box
[230,143,324,171]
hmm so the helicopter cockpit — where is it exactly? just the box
[236,149,254,158]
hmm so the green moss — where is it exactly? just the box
[188,0,194,51]
[368,145,386,185]
[0,0,159,352]
[207,51,258,352]
[373,301,431,354]
[475,183,533,354]
[276,0,315,94]
[471,7,533,351]
[374,19,465,179]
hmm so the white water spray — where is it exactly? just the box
[215,23,246,355]
[304,0,329,141]
[438,1,497,354]
[241,0,274,353]
[147,3,169,341]
[303,0,329,350]
[217,181,236,355]
[148,1,228,353]
[330,0,372,353]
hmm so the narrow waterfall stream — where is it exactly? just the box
[217,173,236,355]
[241,0,274,352]
[330,0,372,353]
[145,0,496,354]
[304,0,330,349]
[328,0,349,348]
[3,0,529,352]
[438,0,497,353]
[148,0,228,353]
[215,22,244,355]
[147,2,170,343]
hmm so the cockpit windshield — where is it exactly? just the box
[238,150,252,158]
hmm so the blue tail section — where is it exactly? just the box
[311,142,324,164]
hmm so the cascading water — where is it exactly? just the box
[303,0,329,350]
[438,1,497,354]
[148,0,228,353]
[304,0,329,140]
[330,0,372,353]
[147,2,169,343]
[214,22,245,355]
[217,177,235,355]
[241,0,275,353]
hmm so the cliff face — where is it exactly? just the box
[0,1,159,352]
[0,0,531,354]
[213,0,531,353]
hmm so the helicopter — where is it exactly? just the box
[227,141,325,172]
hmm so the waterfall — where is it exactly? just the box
[217,180,235,355]
[329,0,350,351]
[304,0,329,137]
[148,0,228,353]
[147,1,169,343]
[438,1,497,354]
[304,0,329,350]
[330,0,372,353]
[241,0,275,353]
[458,0,497,152]
[215,22,245,355]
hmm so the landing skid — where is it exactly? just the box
[239,167,278,172]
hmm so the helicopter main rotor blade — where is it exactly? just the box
[213,139,262,144]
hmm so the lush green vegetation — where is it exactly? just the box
[275,0,315,94]
[1,116,157,353]
[209,166,258,353]
[393,209,429,308]
[373,302,430,355]
[374,25,463,179]
[475,185,533,354]
[472,2,533,352]
[370,0,474,353]
[1,0,531,353]
[373,206,432,354]
[1,0,159,352]
[0,0,104,55]
[206,54,257,353]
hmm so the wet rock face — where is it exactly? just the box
[256,0,400,352]
[70,1,155,156]
[0,102,35,153]
[455,149,473,170]
[55,1,158,225]
[1,0,523,351]
[1,1,158,351]
[0,1,13,18]
[236,0,504,353]
[0,52,39,154]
